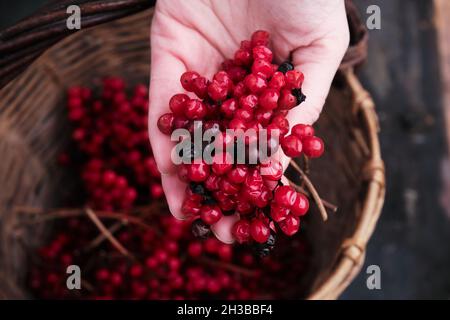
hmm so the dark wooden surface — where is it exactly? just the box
[342,0,450,299]
[1,0,450,299]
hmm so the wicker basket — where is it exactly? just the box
[0,0,385,299]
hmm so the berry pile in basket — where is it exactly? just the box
[28,208,311,299]
[63,78,163,210]
[157,30,324,250]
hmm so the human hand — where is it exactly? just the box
[148,0,349,243]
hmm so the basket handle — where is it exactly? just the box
[0,0,155,88]
[0,0,366,89]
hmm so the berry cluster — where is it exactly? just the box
[28,78,313,299]
[157,30,324,250]
[29,212,280,299]
[64,78,162,211]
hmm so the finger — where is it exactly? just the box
[148,49,186,175]
[289,28,349,126]
[211,213,240,244]
[161,173,188,220]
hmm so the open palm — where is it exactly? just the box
[148,0,349,243]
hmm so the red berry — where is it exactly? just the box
[212,152,233,175]
[279,215,300,236]
[150,183,164,198]
[124,188,137,203]
[227,165,248,184]
[220,178,241,195]
[208,80,228,101]
[184,99,207,120]
[177,164,189,182]
[274,185,297,208]
[278,89,297,110]
[259,88,280,110]
[250,219,270,243]
[270,115,290,136]
[269,71,286,90]
[291,192,309,216]
[102,170,116,186]
[252,59,273,78]
[302,136,324,158]
[253,186,272,208]
[213,71,233,91]
[234,49,252,66]
[233,81,247,98]
[96,269,110,281]
[236,196,254,215]
[251,30,269,47]
[213,191,237,211]
[200,205,223,225]
[254,109,273,127]
[228,118,247,131]
[180,71,199,91]
[244,74,267,94]
[239,94,258,110]
[129,264,143,278]
[281,134,302,157]
[157,113,174,135]
[181,197,202,215]
[285,70,304,89]
[259,159,283,181]
[188,241,202,257]
[173,116,189,129]
[220,98,238,119]
[192,76,209,99]
[187,161,210,182]
[235,108,253,122]
[204,174,221,191]
[169,94,189,116]
[292,124,315,139]
[270,203,290,222]
[252,45,273,62]
[232,220,251,243]
[228,66,247,83]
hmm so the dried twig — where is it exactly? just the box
[200,257,258,277]
[14,206,154,231]
[85,221,124,252]
[284,176,337,213]
[84,208,132,258]
[289,160,330,221]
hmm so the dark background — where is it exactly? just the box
[1,0,449,299]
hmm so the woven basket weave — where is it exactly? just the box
[0,0,385,299]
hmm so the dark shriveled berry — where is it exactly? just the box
[203,194,217,205]
[252,233,276,257]
[277,61,294,74]
[292,88,306,105]
[189,182,206,195]
[191,219,211,239]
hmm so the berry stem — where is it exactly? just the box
[285,176,337,213]
[84,221,124,253]
[85,208,133,258]
[289,160,330,221]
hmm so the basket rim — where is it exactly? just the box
[307,69,385,300]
